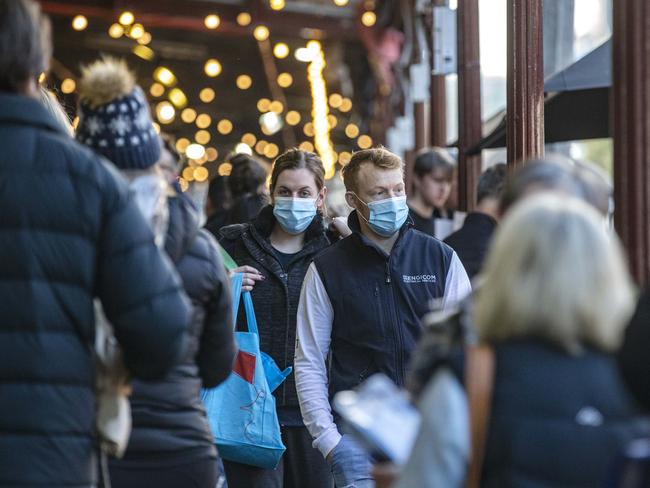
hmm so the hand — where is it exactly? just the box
[330,216,352,239]
[372,462,400,488]
[232,265,265,291]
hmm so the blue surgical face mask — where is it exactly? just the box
[273,197,317,234]
[353,194,409,237]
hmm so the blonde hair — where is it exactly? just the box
[474,193,635,354]
[39,87,72,135]
[342,147,403,192]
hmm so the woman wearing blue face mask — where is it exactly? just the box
[217,149,340,488]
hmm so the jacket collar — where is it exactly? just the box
[347,210,413,258]
[243,205,329,278]
[464,211,497,229]
[0,92,68,136]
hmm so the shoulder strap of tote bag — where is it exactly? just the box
[229,272,259,336]
[465,344,495,488]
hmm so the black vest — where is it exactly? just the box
[314,212,454,398]
[483,341,650,488]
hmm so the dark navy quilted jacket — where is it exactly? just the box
[0,93,191,487]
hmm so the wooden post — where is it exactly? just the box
[457,0,482,211]
[613,0,650,284]
[506,0,544,169]
[430,0,447,147]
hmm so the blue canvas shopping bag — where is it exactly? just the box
[201,273,288,469]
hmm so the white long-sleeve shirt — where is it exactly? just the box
[294,253,471,458]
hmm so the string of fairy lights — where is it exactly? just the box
[58,1,379,187]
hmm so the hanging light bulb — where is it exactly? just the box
[204,59,222,77]
[72,15,88,31]
[253,25,270,41]
[204,14,221,29]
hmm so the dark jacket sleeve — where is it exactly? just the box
[618,288,650,410]
[96,164,191,380]
[198,232,237,388]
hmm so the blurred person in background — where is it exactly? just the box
[407,147,456,238]
[75,56,236,488]
[205,153,269,235]
[0,1,191,486]
[444,164,507,280]
[218,149,333,488]
[395,193,647,488]
[205,174,232,234]
[295,147,471,488]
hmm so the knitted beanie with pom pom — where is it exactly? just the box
[76,57,160,170]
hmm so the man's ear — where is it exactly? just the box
[345,191,358,209]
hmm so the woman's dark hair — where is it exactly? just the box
[227,153,267,198]
[0,0,51,92]
[270,148,325,193]
[413,147,455,180]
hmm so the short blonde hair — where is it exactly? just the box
[474,193,635,354]
[342,147,403,192]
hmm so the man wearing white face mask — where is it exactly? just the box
[294,147,471,488]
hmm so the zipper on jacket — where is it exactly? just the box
[385,257,404,385]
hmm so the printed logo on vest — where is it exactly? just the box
[402,274,437,284]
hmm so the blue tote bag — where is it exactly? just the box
[201,273,289,469]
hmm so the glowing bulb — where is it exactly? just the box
[154,66,176,87]
[176,138,190,153]
[327,114,337,128]
[253,25,270,41]
[204,14,221,29]
[132,45,154,61]
[193,166,209,182]
[273,43,290,59]
[269,100,284,114]
[181,108,197,123]
[196,114,212,129]
[338,151,352,165]
[206,147,218,161]
[119,11,134,26]
[195,130,211,145]
[357,135,373,149]
[264,143,279,159]
[257,98,271,112]
[182,167,195,181]
[204,59,222,77]
[329,93,343,108]
[129,23,144,39]
[218,162,233,176]
[340,98,353,112]
[345,123,359,138]
[361,11,376,27]
[236,75,252,90]
[108,23,124,38]
[61,78,76,94]
[277,73,293,88]
[137,32,152,45]
[269,0,285,10]
[200,87,215,103]
[241,133,257,146]
[72,15,88,31]
[237,12,252,26]
[303,122,315,137]
[186,143,206,160]
[334,0,349,5]
[235,143,253,155]
[299,141,314,152]
[255,140,268,154]
[156,101,175,124]
[286,111,301,126]
[217,119,233,135]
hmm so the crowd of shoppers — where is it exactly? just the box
[3,1,650,488]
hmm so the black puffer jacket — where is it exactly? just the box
[116,192,237,463]
[0,93,190,487]
[218,206,330,408]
